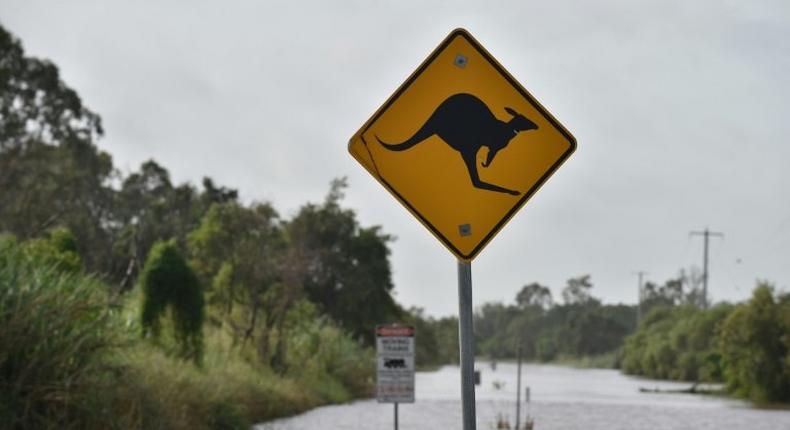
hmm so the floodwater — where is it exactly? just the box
[256,362,790,430]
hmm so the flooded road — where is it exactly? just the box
[257,363,790,430]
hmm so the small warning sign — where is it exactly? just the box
[376,325,415,403]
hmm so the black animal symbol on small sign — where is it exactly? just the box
[384,358,406,369]
[376,93,538,196]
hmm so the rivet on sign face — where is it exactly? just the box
[459,223,472,237]
[454,53,468,69]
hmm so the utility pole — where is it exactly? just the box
[690,228,724,309]
[633,271,648,324]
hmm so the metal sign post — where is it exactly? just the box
[516,344,523,430]
[457,261,476,430]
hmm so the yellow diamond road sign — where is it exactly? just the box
[349,29,576,261]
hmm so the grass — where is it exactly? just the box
[107,341,316,429]
[0,243,121,429]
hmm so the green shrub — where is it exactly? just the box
[718,283,790,403]
[283,300,374,401]
[621,304,731,382]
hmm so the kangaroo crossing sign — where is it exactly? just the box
[349,29,576,261]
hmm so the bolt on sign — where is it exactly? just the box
[349,29,576,261]
[376,325,415,404]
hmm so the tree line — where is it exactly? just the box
[412,275,639,367]
[621,280,790,404]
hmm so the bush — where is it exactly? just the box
[18,227,83,273]
[283,301,374,401]
[718,283,790,403]
[621,304,731,382]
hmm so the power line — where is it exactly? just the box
[689,227,724,309]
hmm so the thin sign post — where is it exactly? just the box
[457,261,476,429]
[376,324,415,430]
[516,344,523,430]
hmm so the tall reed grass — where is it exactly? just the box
[0,240,120,428]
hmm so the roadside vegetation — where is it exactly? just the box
[0,221,375,429]
[0,23,388,429]
[622,282,790,404]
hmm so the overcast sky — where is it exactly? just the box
[3,0,789,317]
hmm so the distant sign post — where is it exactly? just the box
[352,29,575,430]
[376,325,415,430]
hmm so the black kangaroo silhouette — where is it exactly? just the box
[376,93,538,196]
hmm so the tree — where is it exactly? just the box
[140,240,204,363]
[561,275,597,306]
[20,227,82,273]
[622,303,733,382]
[188,200,296,369]
[113,161,226,290]
[475,302,521,358]
[516,282,553,309]
[0,24,102,151]
[561,306,631,357]
[718,283,790,402]
[286,178,400,345]
[0,23,115,275]
[200,177,238,207]
[1,24,240,288]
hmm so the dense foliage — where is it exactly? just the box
[718,284,790,403]
[622,282,790,403]
[621,304,732,381]
[287,178,401,346]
